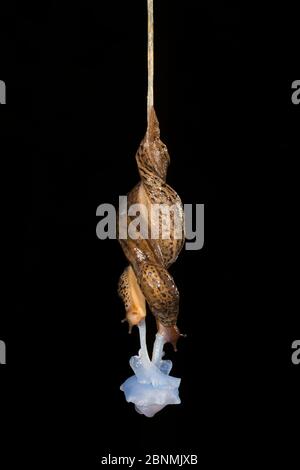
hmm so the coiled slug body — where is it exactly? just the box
[118,107,185,349]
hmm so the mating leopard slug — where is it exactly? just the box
[118,106,185,351]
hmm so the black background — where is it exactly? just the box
[1,0,299,467]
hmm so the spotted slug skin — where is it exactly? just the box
[118,107,185,348]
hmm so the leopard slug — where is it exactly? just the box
[118,106,185,350]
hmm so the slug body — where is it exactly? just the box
[118,107,185,350]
